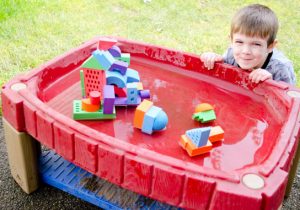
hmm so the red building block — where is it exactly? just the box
[83,68,106,98]
[98,37,117,50]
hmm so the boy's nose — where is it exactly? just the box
[241,45,252,54]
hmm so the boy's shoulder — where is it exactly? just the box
[269,48,292,65]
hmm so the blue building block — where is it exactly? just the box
[126,83,138,105]
[39,150,179,210]
[152,110,168,131]
[106,70,127,88]
[186,127,211,147]
[142,106,162,134]
[92,49,115,70]
[126,68,140,83]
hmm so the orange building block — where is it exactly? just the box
[180,134,212,156]
[195,103,214,113]
[209,126,224,143]
[82,98,100,112]
[133,100,153,129]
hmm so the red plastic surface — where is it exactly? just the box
[2,36,300,209]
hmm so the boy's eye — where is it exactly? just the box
[235,40,243,44]
[253,43,262,46]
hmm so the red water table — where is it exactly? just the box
[2,36,300,210]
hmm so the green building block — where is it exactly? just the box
[81,55,104,70]
[80,70,85,98]
[192,110,216,123]
[116,53,130,65]
[73,100,116,120]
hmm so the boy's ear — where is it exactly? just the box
[268,39,278,52]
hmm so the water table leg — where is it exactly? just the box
[285,137,300,197]
[3,117,40,194]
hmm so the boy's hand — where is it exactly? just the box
[249,68,272,83]
[200,52,223,70]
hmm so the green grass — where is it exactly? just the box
[0,0,299,89]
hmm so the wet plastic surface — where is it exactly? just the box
[2,36,300,209]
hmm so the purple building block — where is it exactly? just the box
[114,97,141,106]
[139,89,150,100]
[108,45,121,57]
[103,85,115,114]
[108,60,128,75]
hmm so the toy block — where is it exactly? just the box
[141,106,162,134]
[106,70,127,88]
[139,89,151,99]
[80,70,85,98]
[133,99,153,129]
[108,45,121,57]
[92,49,115,70]
[126,82,138,105]
[89,90,101,105]
[186,127,211,147]
[152,110,168,131]
[81,98,100,112]
[103,85,115,114]
[180,134,212,157]
[73,100,116,120]
[136,82,143,90]
[193,110,216,123]
[81,55,104,70]
[209,126,224,143]
[83,68,106,98]
[98,37,117,50]
[114,96,141,106]
[126,68,140,83]
[116,53,130,65]
[114,86,127,97]
[195,103,214,113]
[108,60,128,75]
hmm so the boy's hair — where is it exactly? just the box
[230,4,278,46]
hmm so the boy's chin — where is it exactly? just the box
[237,63,255,70]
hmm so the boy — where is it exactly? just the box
[200,4,296,85]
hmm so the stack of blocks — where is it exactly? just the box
[73,37,151,120]
[192,103,216,123]
[180,126,224,156]
[180,103,224,156]
[133,100,168,135]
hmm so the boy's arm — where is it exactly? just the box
[200,52,223,70]
[249,63,296,85]
[271,62,296,85]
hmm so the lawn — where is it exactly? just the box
[0,0,299,90]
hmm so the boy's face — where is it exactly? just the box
[231,33,274,70]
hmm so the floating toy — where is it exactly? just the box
[192,103,216,123]
[133,99,168,134]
